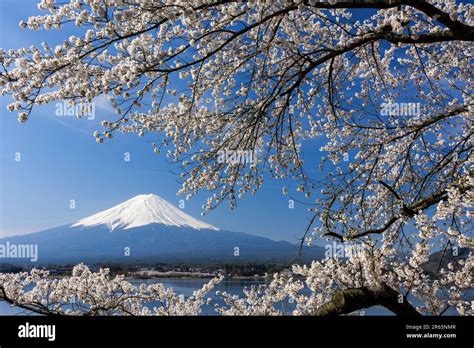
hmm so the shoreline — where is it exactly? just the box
[125,272,267,281]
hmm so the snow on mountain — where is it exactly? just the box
[71,194,219,231]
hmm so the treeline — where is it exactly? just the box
[90,262,288,277]
[0,262,288,277]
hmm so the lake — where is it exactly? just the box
[0,278,471,315]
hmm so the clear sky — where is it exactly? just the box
[0,0,325,243]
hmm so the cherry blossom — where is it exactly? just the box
[0,0,473,316]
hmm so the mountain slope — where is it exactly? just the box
[0,194,324,265]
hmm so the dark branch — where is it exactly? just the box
[313,283,421,317]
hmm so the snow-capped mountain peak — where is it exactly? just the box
[71,194,219,231]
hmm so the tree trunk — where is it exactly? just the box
[313,283,421,317]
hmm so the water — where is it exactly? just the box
[0,278,471,315]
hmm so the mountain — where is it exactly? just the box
[71,194,219,231]
[0,194,323,265]
[422,247,473,276]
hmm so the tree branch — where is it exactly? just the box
[406,0,474,35]
[302,0,474,38]
[304,0,403,9]
[350,182,472,239]
[0,286,63,316]
[313,283,421,317]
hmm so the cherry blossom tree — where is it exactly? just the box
[0,0,473,316]
[0,264,223,315]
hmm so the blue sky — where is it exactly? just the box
[0,0,324,243]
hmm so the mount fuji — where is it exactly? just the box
[71,194,220,232]
[0,194,324,265]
